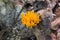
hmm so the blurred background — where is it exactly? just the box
[0,0,60,40]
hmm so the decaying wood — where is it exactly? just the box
[33,28,45,40]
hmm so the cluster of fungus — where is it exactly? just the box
[21,11,41,28]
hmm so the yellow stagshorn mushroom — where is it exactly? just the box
[21,11,41,28]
